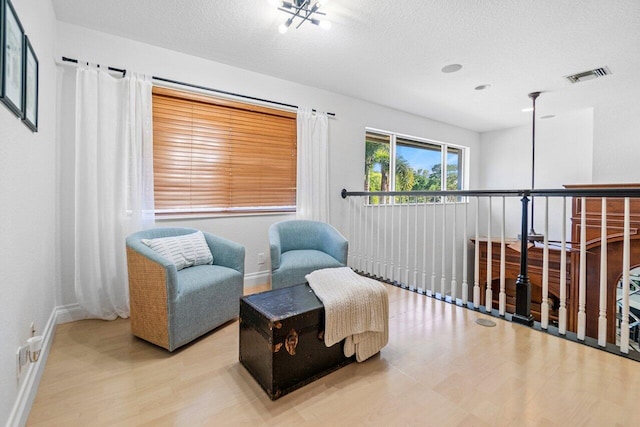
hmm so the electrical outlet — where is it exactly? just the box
[257,253,265,265]
[16,345,28,377]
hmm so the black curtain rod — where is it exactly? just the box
[152,76,335,117]
[61,56,335,117]
[62,56,127,77]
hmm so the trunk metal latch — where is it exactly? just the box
[285,329,299,355]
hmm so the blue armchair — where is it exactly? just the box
[126,227,245,351]
[269,220,348,289]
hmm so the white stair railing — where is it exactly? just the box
[341,189,640,359]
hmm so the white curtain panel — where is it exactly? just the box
[74,67,154,320]
[296,107,329,222]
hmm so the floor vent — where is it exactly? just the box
[565,66,611,83]
[475,318,496,327]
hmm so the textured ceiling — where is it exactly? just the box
[51,0,640,132]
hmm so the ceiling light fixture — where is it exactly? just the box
[273,0,331,34]
[441,64,462,73]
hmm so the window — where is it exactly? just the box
[152,86,297,215]
[364,129,466,203]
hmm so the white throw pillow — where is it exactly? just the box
[141,231,214,270]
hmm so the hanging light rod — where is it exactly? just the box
[527,91,544,243]
[272,0,332,33]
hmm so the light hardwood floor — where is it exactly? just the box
[28,284,639,426]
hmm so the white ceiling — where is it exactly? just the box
[51,0,640,132]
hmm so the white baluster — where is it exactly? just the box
[422,201,428,293]
[499,196,506,316]
[412,200,419,290]
[353,197,358,271]
[370,196,375,274]
[451,200,457,303]
[383,199,388,280]
[347,196,353,268]
[406,197,411,289]
[620,197,631,354]
[374,195,379,276]
[348,197,353,268]
[462,197,469,305]
[364,196,369,274]
[361,199,366,274]
[360,198,364,273]
[486,197,493,312]
[362,198,371,274]
[598,197,608,347]
[366,197,370,274]
[578,197,587,341]
[473,198,480,308]
[430,196,437,296]
[397,199,404,284]
[356,196,364,271]
[541,197,550,329]
[441,199,447,299]
[356,197,361,270]
[364,197,369,274]
[559,197,568,335]
[387,197,396,283]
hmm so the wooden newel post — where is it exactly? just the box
[513,194,534,326]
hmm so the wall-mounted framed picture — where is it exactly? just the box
[22,35,37,131]
[1,0,24,118]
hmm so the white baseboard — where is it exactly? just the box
[54,303,92,324]
[6,275,270,427]
[244,271,270,289]
[6,303,90,427]
[7,307,56,427]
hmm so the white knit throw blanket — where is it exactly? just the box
[306,267,389,362]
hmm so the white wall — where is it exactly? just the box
[0,0,58,424]
[480,108,593,190]
[592,98,640,183]
[478,109,593,240]
[55,22,480,302]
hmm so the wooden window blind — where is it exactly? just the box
[152,86,297,214]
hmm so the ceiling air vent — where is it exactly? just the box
[565,66,612,84]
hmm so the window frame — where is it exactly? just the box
[365,127,469,204]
